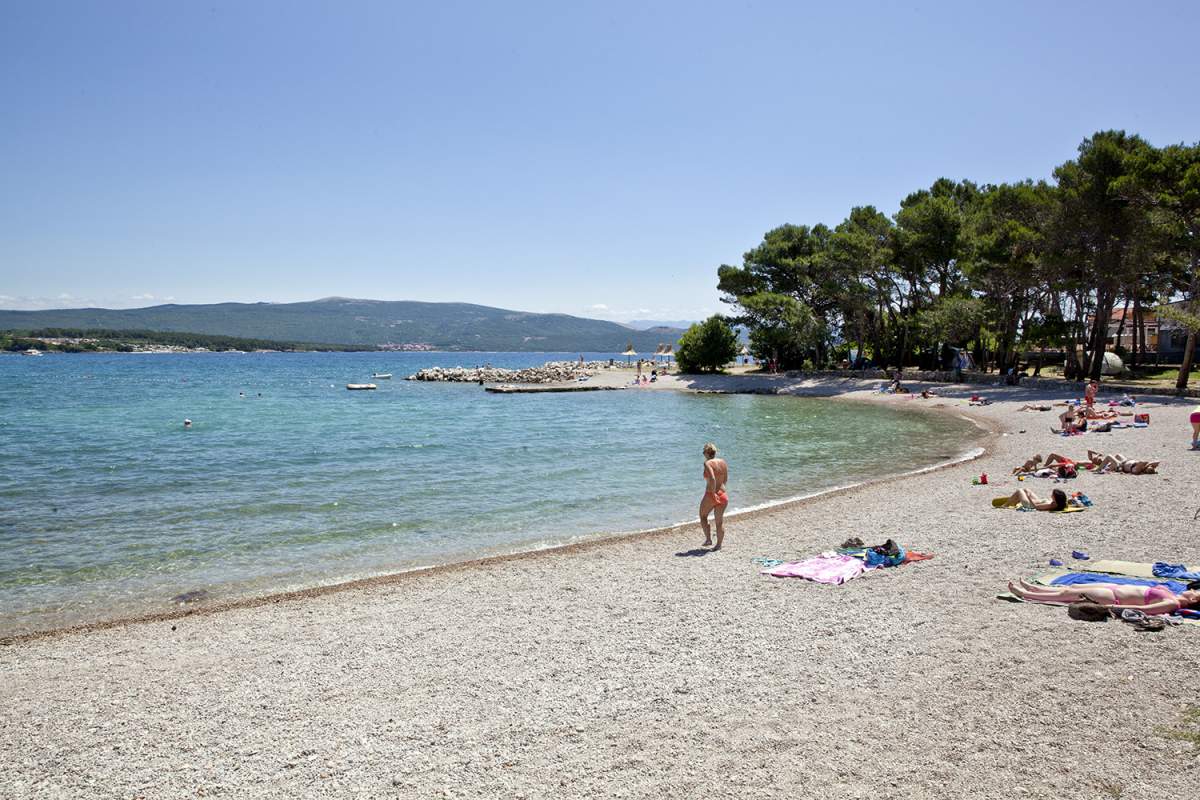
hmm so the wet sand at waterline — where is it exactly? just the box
[3,377,1199,798]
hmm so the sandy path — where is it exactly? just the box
[2,380,1198,798]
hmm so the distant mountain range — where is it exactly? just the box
[0,298,686,352]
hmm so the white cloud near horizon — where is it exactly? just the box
[1,295,91,310]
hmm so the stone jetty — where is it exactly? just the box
[407,360,607,384]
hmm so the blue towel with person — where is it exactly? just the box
[1050,572,1187,594]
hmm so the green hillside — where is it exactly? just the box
[0,298,684,352]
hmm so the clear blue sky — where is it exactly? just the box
[2,1,1198,322]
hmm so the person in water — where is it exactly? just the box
[1008,578,1200,616]
[699,442,729,549]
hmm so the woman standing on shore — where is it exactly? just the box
[700,443,729,550]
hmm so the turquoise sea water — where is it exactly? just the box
[0,352,979,635]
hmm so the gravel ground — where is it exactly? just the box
[2,379,1198,799]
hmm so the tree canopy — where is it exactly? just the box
[716,131,1200,388]
[675,316,740,374]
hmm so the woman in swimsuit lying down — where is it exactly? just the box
[1012,453,1076,478]
[1007,579,1200,616]
[998,487,1068,511]
[1085,450,1160,474]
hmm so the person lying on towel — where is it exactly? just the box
[1012,453,1076,478]
[996,488,1069,511]
[1008,579,1200,616]
[1085,450,1160,474]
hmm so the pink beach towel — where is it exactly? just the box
[766,554,865,584]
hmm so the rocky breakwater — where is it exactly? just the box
[407,360,606,384]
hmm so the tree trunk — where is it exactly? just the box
[1175,271,1199,389]
[1073,291,1093,380]
[997,313,1015,375]
[1134,297,1146,367]
[1087,290,1116,382]
[1113,295,1129,356]
[1178,331,1196,391]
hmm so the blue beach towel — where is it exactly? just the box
[1050,572,1187,594]
[1153,562,1200,581]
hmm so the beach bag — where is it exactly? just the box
[865,539,906,568]
[1134,413,1150,425]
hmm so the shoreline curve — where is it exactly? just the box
[0,386,998,648]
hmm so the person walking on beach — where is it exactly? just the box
[699,442,729,549]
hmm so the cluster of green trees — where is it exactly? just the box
[0,329,369,353]
[717,131,1200,388]
[674,317,740,373]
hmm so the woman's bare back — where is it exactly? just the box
[705,458,728,492]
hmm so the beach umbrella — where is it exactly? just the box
[622,342,637,365]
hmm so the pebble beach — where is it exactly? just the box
[2,376,1199,799]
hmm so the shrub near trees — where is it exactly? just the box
[717,131,1200,388]
[675,316,739,373]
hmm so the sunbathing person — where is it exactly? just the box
[1090,452,1159,474]
[1044,452,1075,468]
[1055,409,1086,434]
[1037,452,1078,478]
[1018,404,1052,411]
[997,487,1068,511]
[1012,454,1042,475]
[1007,578,1200,615]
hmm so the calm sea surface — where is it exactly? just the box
[0,352,979,635]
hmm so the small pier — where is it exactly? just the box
[484,384,626,394]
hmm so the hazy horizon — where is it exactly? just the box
[0,294,698,329]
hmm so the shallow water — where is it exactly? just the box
[0,352,979,635]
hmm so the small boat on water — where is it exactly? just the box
[371,372,392,379]
[346,383,377,391]
[22,348,43,356]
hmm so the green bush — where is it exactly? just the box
[675,316,739,373]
